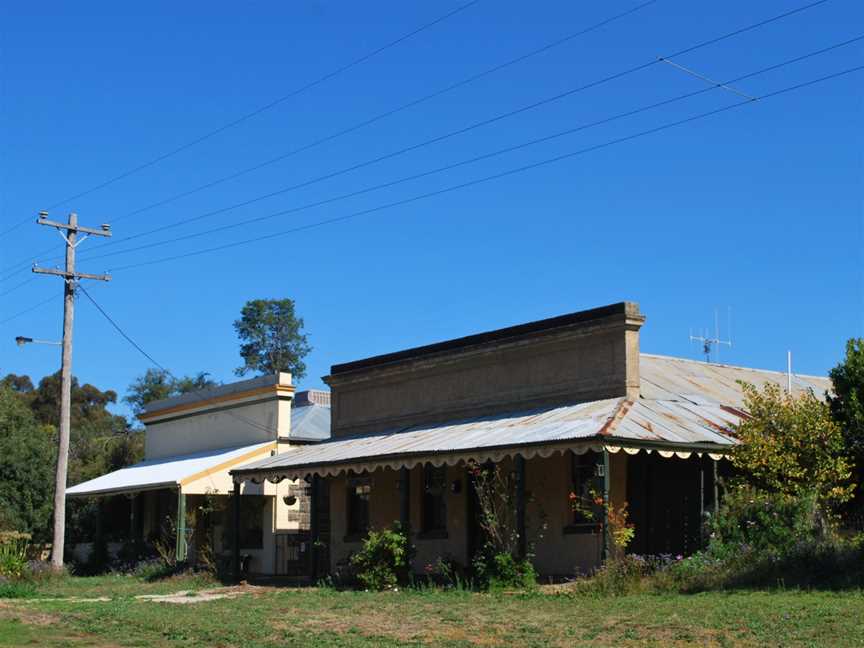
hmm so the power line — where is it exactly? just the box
[103,64,864,273]
[68,33,864,267]
[0,0,657,276]
[9,62,861,322]
[77,283,283,438]
[0,0,482,238]
[0,265,31,284]
[0,276,37,298]
[0,293,58,325]
[16,0,831,275]
[107,0,659,226]
[78,283,164,371]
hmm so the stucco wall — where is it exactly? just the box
[145,400,282,459]
[326,303,644,438]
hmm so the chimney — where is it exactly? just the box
[294,389,331,408]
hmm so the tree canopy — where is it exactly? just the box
[828,338,864,457]
[233,298,312,380]
[124,369,218,417]
[731,381,854,509]
[0,383,55,539]
[828,338,864,511]
[0,372,142,541]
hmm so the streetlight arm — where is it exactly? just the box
[15,336,61,347]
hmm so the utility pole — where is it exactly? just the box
[32,211,111,569]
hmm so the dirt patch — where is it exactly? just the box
[0,601,125,647]
[135,584,264,604]
[273,600,509,646]
[0,600,59,626]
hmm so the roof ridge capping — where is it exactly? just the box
[330,301,644,376]
[141,372,294,416]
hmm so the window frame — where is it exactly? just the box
[420,463,448,538]
[564,451,603,535]
[345,474,371,541]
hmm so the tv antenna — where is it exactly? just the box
[690,307,733,363]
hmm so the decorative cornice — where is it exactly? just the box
[140,384,295,422]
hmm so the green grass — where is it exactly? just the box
[1,575,863,646]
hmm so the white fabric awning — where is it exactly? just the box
[66,441,274,497]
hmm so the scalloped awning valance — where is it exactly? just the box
[232,398,737,484]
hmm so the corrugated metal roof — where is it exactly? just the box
[291,403,330,441]
[236,399,622,476]
[66,441,273,497]
[234,354,830,479]
[639,354,830,407]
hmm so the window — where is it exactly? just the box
[570,451,602,526]
[239,496,265,549]
[346,475,371,538]
[422,464,447,535]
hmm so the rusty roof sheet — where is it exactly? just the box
[639,354,830,406]
[233,354,829,477]
[234,398,623,475]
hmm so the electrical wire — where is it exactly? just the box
[103,64,864,273]
[0,0,659,273]
[66,34,864,267]
[0,0,482,237]
[109,0,659,226]
[0,277,38,298]
[8,62,861,327]
[77,283,284,437]
[0,0,832,278]
[0,293,58,325]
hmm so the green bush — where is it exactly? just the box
[0,532,30,579]
[650,489,864,592]
[571,555,653,596]
[709,487,826,558]
[349,524,414,591]
[472,545,536,590]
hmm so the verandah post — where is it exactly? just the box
[175,489,187,563]
[515,455,526,559]
[232,480,241,582]
[309,474,321,582]
[602,448,610,562]
[399,466,411,534]
[699,461,706,548]
[713,460,719,511]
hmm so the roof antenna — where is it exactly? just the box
[690,307,733,363]
[786,350,793,394]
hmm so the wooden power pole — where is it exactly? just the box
[33,211,111,569]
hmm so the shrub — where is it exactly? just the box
[349,524,413,591]
[732,382,854,509]
[467,461,537,590]
[709,487,826,558]
[0,532,30,579]
[422,556,468,589]
[646,488,864,592]
[134,558,180,582]
[574,554,652,596]
[472,545,536,590]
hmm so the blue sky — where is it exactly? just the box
[1,0,861,418]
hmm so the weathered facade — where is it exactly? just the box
[67,376,331,577]
[235,302,830,579]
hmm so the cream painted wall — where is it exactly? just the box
[409,463,469,571]
[327,451,627,578]
[145,400,283,459]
